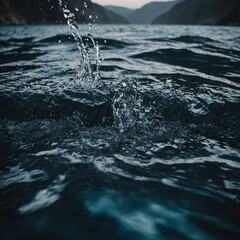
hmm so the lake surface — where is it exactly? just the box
[0,25,240,240]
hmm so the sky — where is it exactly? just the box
[92,0,171,9]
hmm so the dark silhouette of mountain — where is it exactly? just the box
[0,0,128,25]
[152,0,240,26]
[127,1,181,24]
[105,5,134,19]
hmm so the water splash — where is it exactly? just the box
[58,1,147,131]
[59,0,100,88]
[88,33,101,86]
[112,81,147,132]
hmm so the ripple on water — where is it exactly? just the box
[0,25,239,239]
[18,175,66,214]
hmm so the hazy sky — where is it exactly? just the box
[93,0,171,9]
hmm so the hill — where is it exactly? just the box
[127,1,181,24]
[152,0,240,25]
[105,5,133,19]
[0,0,128,25]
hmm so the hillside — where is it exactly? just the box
[0,0,128,25]
[127,1,181,24]
[93,3,128,24]
[152,0,240,25]
[105,5,133,19]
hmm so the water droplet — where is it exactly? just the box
[58,0,101,88]
[166,79,172,87]
[122,82,127,87]
[83,2,88,8]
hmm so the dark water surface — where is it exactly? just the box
[0,25,240,240]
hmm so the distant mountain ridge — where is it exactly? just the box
[105,5,134,19]
[127,0,181,24]
[152,0,240,25]
[0,0,128,25]
[1,0,238,26]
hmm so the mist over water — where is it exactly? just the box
[0,23,240,239]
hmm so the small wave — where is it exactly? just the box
[18,175,66,214]
[0,89,113,126]
[172,35,217,44]
[131,48,239,75]
[1,83,239,129]
[146,37,173,42]
[0,166,47,189]
[34,148,67,157]
[100,65,126,72]
[0,51,45,65]
[38,34,132,48]
[223,180,240,190]
[147,35,216,44]
[114,154,240,169]
[0,65,40,73]
[96,38,134,49]
[0,40,11,47]
[39,34,74,43]
[0,37,35,48]
[7,37,35,43]
[228,36,240,41]
[201,44,240,59]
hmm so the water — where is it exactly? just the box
[0,24,240,240]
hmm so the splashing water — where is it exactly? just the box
[88,33,101,85]
[59,0,100,88]
[58,1,145,131]
[112,81,149,132]
[58,0,147,131]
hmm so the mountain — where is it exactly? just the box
[105,5,134,19]
[127,1,181,24]
[0,0,128,25]
[152,0,240,26]
[93,3,128,24]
